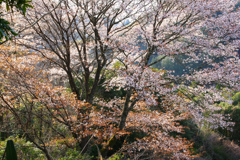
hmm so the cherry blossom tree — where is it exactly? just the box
[0,45,194,159]
[1,0,240,159]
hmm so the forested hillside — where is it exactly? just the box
[0,0,240,159]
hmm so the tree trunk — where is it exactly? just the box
[118,90,132,130]
[67,70,80,100]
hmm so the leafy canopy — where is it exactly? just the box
[0,0,32,41]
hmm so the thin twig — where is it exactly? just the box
[79,131,95,155]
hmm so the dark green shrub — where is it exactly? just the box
[232,92,240,105]
[5,140,18,160]
[0,137,45,160]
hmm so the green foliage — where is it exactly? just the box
[0,137,45,160]
[232,92,240,105]
[175,118,240,159]
[198,128,240,160]
[108,154,125,160]
[216,84,224,90]
[215,92,240,145]
[0,0,32,15]
[113,61,124,70]
[150,55,188,76]
[0,18,18,41]
[0,0,32,41]
[218,101,231,109]
[100,61,127,100]
[218,104,240,145]
[58,148,92,160]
